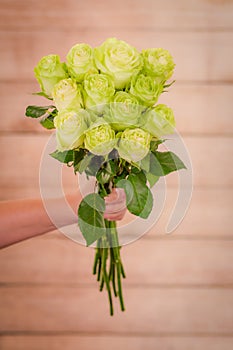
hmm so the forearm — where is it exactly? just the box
[0,189,126,249]
[0,194,80,249]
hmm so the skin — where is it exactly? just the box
[0,189,127,249]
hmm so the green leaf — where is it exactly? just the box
[40,108,57,129]
[163,80,176,89]
[78,193,106,246]
[137,153,150,173]
[73,149,86,173]
[85,155,104,176]
[25,105,54,118]
[116,179,134,205]
[50,150,74,164]
[40,115,55,129]
[137,153,160,187]
[151,151,186,176]
[135,170,147,184]
[145,172,159,188]
[78,153,95,174]
[130,165,141,174]
[105,160,118,177]
[150,139,165,152]
[119,173,153,219]
[32,91,53,100]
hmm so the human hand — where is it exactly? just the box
[104,188,127,221]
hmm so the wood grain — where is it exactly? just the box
[1,335,233,350]
[0,233,233,285]
[0,31,232,82]
[1,82,233,135]
[1,0,233,30]
[0,286,233,333]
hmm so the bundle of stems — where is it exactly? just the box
[93,220,126,316]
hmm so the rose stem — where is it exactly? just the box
[107,226,118,297]
[121,262,126,278]
[110,247,117,297]
[105,220,117,297]
[110,221,125,311]
[99,237,105,291]
[113,227,126,279]
[102,224,114,315]
[97,246,102,282]
[116,258,125,311]
[93,248,99,275]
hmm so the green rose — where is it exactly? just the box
[84,121,115,156]
[104,91,142,131]
[54,109,88,151]
[142,48,175,83]
[34,55,68,97]
[94,38,143,89]
[141,104,175,138]
[66,43,97,82]
[130,73,163,107]
[118,128,152,162]
[52,78,83,111]
[83,73,115,114]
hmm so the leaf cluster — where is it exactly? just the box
[25,105,57,129]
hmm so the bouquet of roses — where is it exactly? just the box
[25,38,186,315]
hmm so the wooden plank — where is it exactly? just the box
[0,82,50,133]
[1,335,233,350]
[1,82,233,135]
[0,31,233,82]
[0,0,233,30]
[0,135,232,189]
[0,233,233,285]
[159,84,233,136]
[150,188,233,238]
[0,286,233,333]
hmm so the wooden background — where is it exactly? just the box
[0,0,233,349]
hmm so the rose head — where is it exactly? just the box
[142,48,175,83]
[118,128,152,162]
[66,43,98,82]
[84,122,116,156]
[94,38,143,89]
[141,104,176,138]
[52,78,83,112]
[104,91,143,131]
[34,55,68,97]
[130,73,163,107]
[83,73,115,114]
[54,109,88,151]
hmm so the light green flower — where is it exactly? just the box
[130,73,163,107]
[54,109,88,151]
[84,122,115,156]
[83,73,115,114]
[142,48,175,83]
[52,78,83,111]
[104,91,142,131]
[66,43,98,82]
[94,38,143,89]
[34,55,68,97]
[118,128,152,162]
[141,104,175,138]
